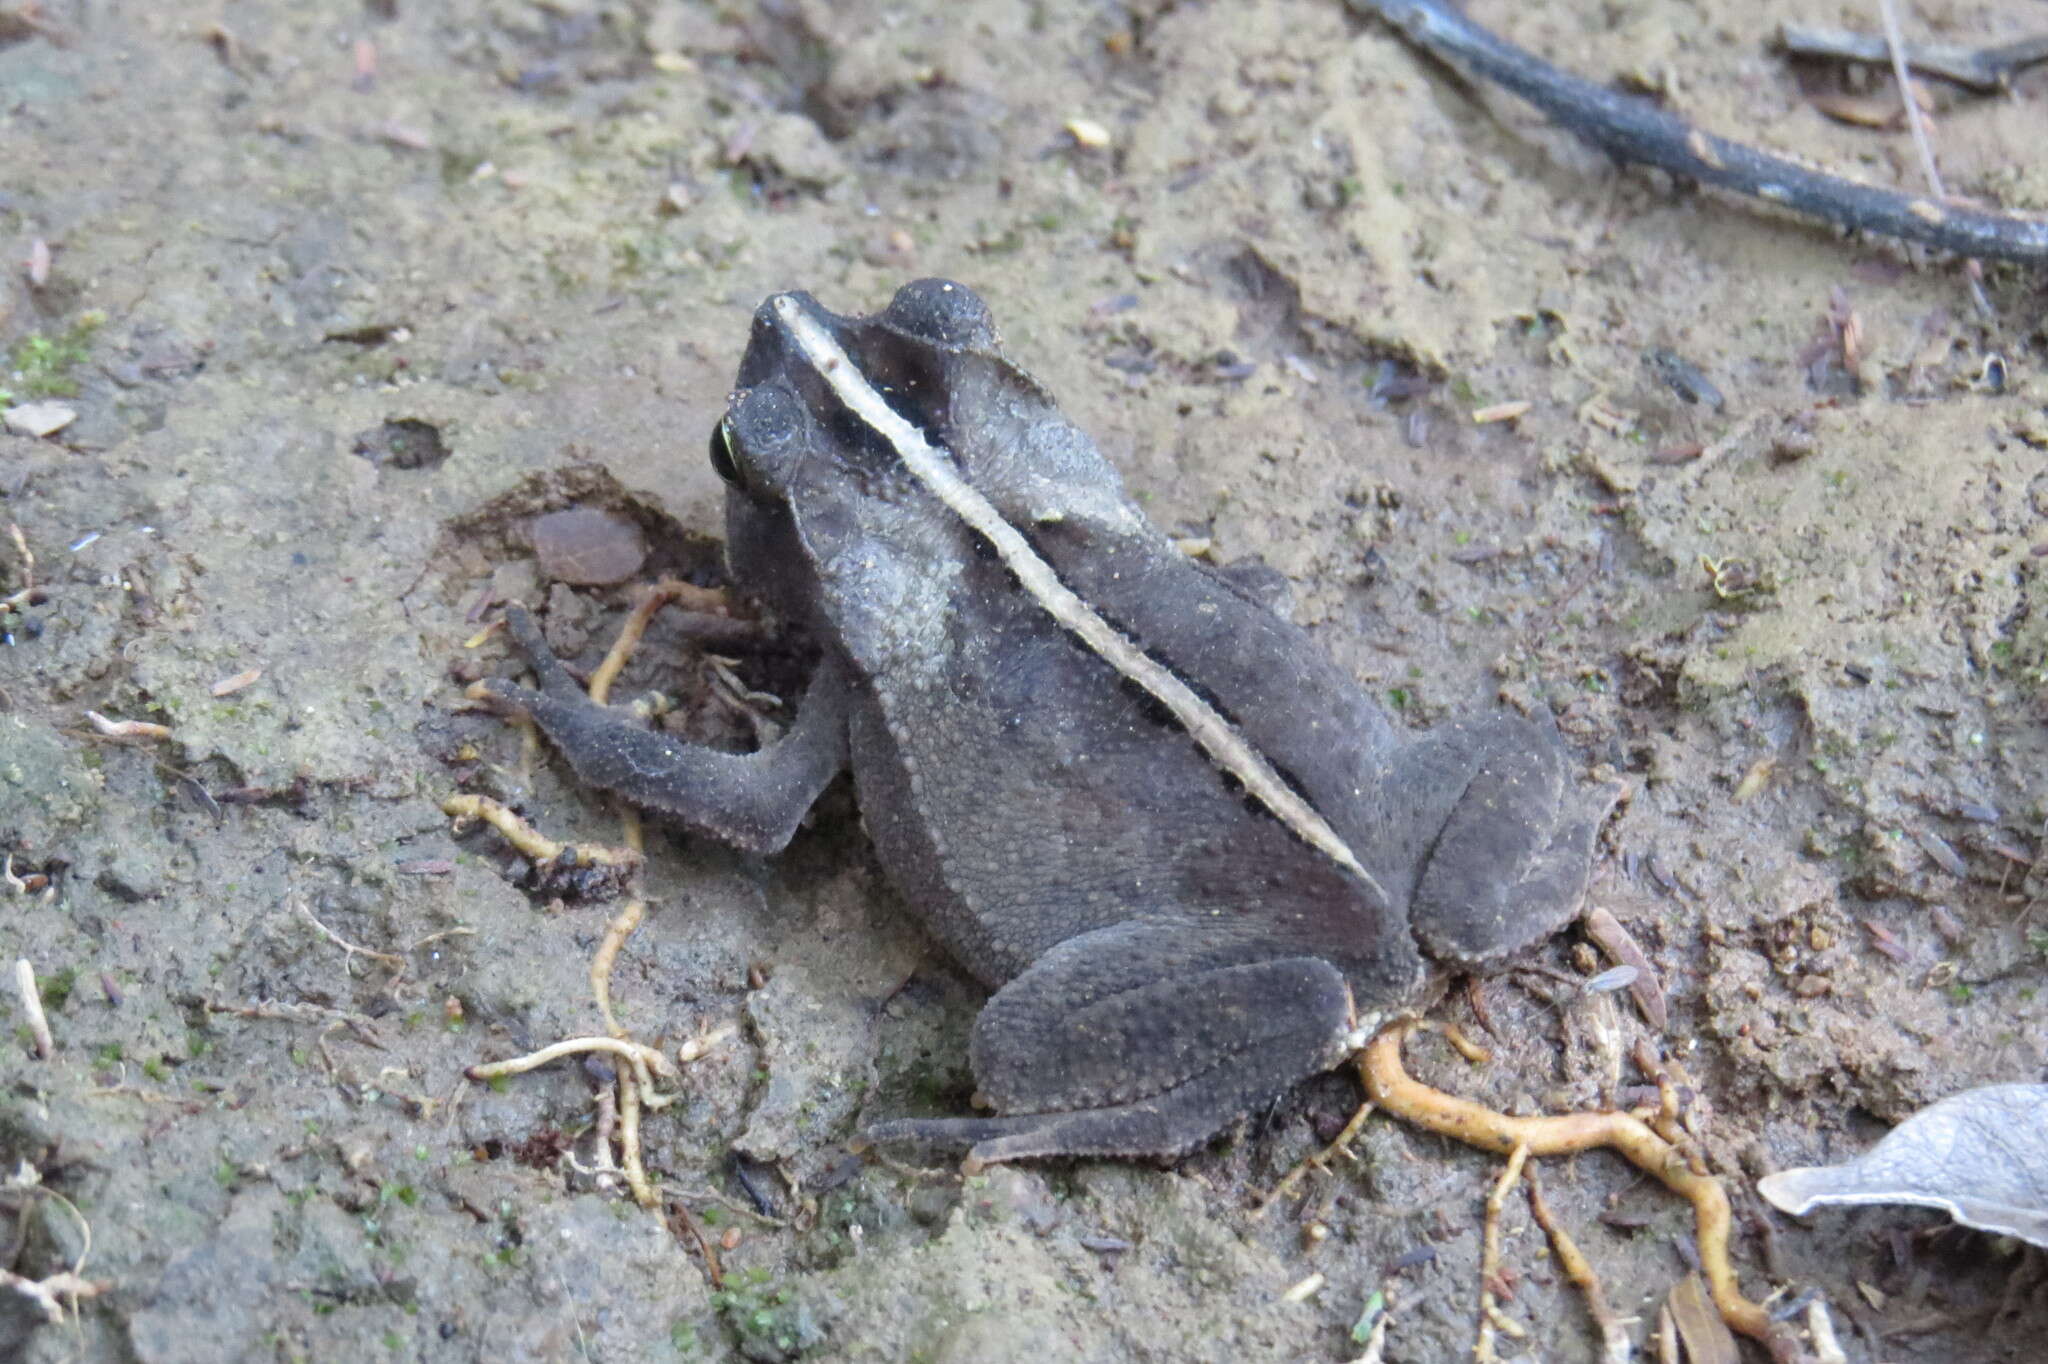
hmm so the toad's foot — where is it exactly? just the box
[474,605,848,855]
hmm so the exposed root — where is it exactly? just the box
[1255,1099,1376,1212]
[590,811,647,1039]
[83,710,171,742]
[297,899,405,972]
[440,793,641,872]
[467,1035,678,1086]
[1476,1143,1531,1360]
[2,1161,104,1325]
[585,579,731,701]
[616,1062,654,1207]
[1,1268,106,1325]
[1360,1020,1801,1361]
[1527,1166,1632,1363]
[456,588,749,1209]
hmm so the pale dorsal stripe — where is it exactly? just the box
[772,293,1386,900]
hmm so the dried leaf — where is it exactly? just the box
[210,668,263,697]
[1583,905,1667,1029]
[1805,90,1905,129]
[1758,1083,2048,1247]
[1665,1272,1739,1364]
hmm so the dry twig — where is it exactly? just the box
[83,711,172,742]
[1666,1271,1742,1363]
[1582,906,1667,1030]
[1872,0,1996,315]
[297,901,405,972]
[1779,23,2048,93]
[667,1199,724,1289]
[13,958,54,1058]
[1354,0,2048,264]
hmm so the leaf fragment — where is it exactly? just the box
[1757,1083,2048,1247]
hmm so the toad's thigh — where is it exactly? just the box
[969,919,1356,1116]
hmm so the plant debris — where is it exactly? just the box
[1355,0,2048,263]
[1758,1083,2048,1247]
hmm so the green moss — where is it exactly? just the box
[5,313,104,400]
[40,966,78,1009]
[709,1267,819,1359]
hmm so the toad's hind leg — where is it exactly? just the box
[1386,715,1619,967]
[862,921,1358,1167]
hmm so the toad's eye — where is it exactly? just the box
[708,419,742,485]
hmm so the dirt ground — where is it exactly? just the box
[3,1,2045,1360]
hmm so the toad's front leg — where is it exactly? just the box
[476,606,850,856]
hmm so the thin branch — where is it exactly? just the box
[1875,0,1996,315]
[1877,0,1944,205]
[298,901,405,971]
[1354,0,2048,265]
[1779,23,2048,94]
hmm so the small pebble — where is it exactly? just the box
[1065,117,1111,149]
[530,507,647,585]
[3,401,77,438]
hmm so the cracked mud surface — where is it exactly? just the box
[3,2,2045,1360]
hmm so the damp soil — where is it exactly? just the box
[3,2,2046,1361]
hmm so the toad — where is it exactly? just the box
[480,280,1618,1167]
